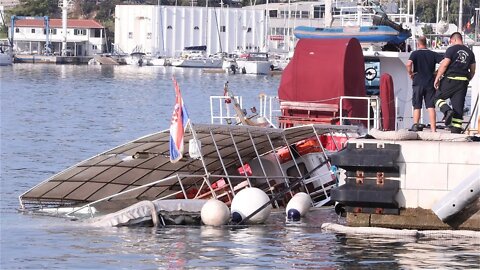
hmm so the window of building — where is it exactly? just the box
[31,28,36,33]
[301,11,309,18]
[74,29,87,35]
[291,11,301,18]
[194,26,199,30]
[147,32,152,39]
[92,45,97,50]
[269,10,277,18]
[313,5,325,18]
[49,28,57,35]
[15,28,20,33]
[128,32,133,38]
[220,26,226,32]
[167,25,173,29]
[247,27,252,33]
[92,29,101,38]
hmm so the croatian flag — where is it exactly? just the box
[169,77,190,163]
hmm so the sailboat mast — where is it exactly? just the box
[458,0,463,32]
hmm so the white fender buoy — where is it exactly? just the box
[201,199,230,226]
[286,192,311,221]
[231,187,271,224]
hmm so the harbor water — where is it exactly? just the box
[1,64,479,269]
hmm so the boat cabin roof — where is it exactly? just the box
[19,123,357,210]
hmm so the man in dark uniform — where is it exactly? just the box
[406,36,443,132]
[434,32,476,133]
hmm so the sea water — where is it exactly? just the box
[1,64,479,269]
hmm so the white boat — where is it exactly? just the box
[235,52,273,75]
[18,118,356,226]
[147,56,166,66]
[171,50,223,68]
[171,56,223,68]
[0,44,13,66]
[0,53,12,66]
[124,52,146,66]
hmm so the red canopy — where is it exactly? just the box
[278,38,367,121]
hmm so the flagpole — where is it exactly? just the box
[186,121,217,197]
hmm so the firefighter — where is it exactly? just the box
[434,32,476,133]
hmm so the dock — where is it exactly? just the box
[14,54,93,64]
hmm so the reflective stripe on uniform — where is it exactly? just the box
[436,99,446,107]
[451,118,463,128]
[447,76,469,81]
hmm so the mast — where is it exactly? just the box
[61,0,70,55]
[458,0,463,32]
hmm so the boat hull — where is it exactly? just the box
[171,58,223,68]
[0,53,13,66]
[294,25,411,44]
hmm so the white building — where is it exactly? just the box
[114,5,266,57]
[114,1,411,56]
[9,18,106,56]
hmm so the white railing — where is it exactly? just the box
[210,94,381,130]
[210,95,243,124]
[339,96,381,130]
[333,5,414,27]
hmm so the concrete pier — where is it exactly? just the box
[342,136,480,230]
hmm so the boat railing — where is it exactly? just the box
[210,94,380,130]
[334,5,414,27]
[210,95,243,124]
[339,96,381,130]
[258,94,281,127]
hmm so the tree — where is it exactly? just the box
[10,0,60,17]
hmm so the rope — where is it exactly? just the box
[321,223,480,238]
[462,92,479,134]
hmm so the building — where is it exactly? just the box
[114,5,266,57]
[114,1,410,56]
[9,18,106,56]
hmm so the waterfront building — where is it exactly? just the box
[8,18,106,56]
[114,1,408,56]
[114,5,266,57]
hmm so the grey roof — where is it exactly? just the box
[19,123,357,209]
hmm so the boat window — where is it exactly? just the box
[365,60,380,95]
